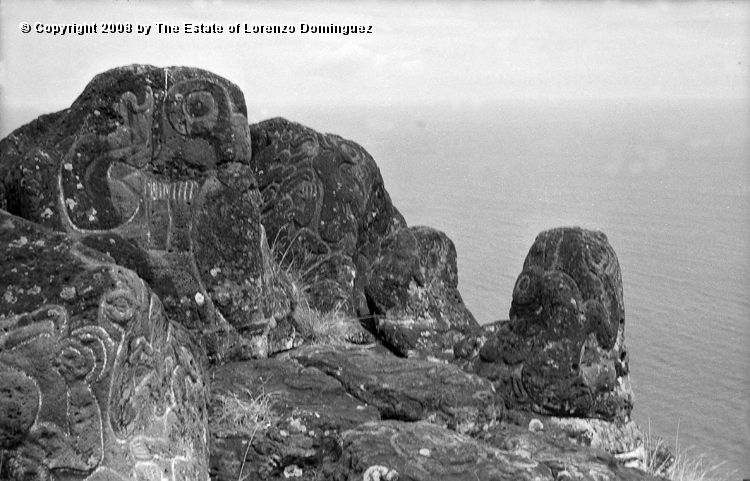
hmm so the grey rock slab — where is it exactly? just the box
[291,344,503,435]
[328,420,554,481]
[207,356,379,480]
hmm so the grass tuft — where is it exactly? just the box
[213,389,280,436]
[293,301,354,346]
[270,231,358,346]
[643,419,736,481]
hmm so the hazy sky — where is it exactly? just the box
[0,0,748,135]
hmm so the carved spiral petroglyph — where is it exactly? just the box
[0,264,205,479]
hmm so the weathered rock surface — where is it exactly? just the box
[325,420,661,481]
[249,117,406,316]
[480,419,655,481]
[208,356,380,480]
[0,64,295,362]
[1,66,667,481]
[498,410,648,470]
[330,420,554,481]
[366,226,479,359]
[205,348,661,481]
[291,344,503,435]
[0,210,208,480]
[458,228,633,422]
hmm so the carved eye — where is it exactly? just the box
[185,91,215,118]
[101,288,137,324]
[56,339,95,380]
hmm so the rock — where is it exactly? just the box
[0,210,208,480]
[0,66,671,481]
[544,417,646,469]
[249,117,406,315]
[461,227,633,422]
[365,226,479,359]
[0,64,295,362]
[327,420,555,481]
[453,319,505,369]
[291,344,503,435]
[208,356,379,480]
[501,409,650,471]
[479,421,659,481]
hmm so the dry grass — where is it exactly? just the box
[643,419,736,481]
[213,388,280,436]
[293,301,354,346]
[271,232,357,346]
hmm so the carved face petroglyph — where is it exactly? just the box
[59,69,252,244]
[474,228,632,421]
[39,66,270,342]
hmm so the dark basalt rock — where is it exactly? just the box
[0,210,208,480]
[365,226,479,359]
[0,65,295,362]
[206,347,661,481]
[329,420,555,481]
[208,356,380,480]
[291,344,503,435]
[480,420,657,481]
[326,420,661,481]
[249,117,406,315]
[1,66,665,481]
[458,227,633,422]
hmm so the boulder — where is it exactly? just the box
[0,64,295,362]
[0,210,208,480]
[366,226,479,359]
[291,344,503,435]
[249,117,406,315]
[458,227,633,422]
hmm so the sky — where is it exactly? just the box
[0,0,748,136]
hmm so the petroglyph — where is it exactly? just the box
[0,213,208,479]
[106,86,154,168]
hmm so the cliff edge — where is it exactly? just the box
[0,65,670,481]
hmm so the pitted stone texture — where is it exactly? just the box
[329,420,554,481]
[0,65,294,362]
[249,117,406,315]
[208,357,379,481]
[453,320,505,370]
[365,226,479,359]
[480,419,660,481]
[499,410,651,472]
[461,228,632,422]
[0,210,207,480]
[291,344,502,435]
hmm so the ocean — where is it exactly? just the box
[3,98,748,476]
[284,99,750,477]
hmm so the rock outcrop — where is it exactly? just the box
[1,65,666,481]
[455,227,645,469]
[249,117,405,316]
[457,228,632,422]
[365,226,479,359]
[0,211,208,480]
[0,65,295,363]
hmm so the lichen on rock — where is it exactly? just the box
[0,64,295,363]
[1,65,665,481]
[458,227,633,424]
[0,210,208,480]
